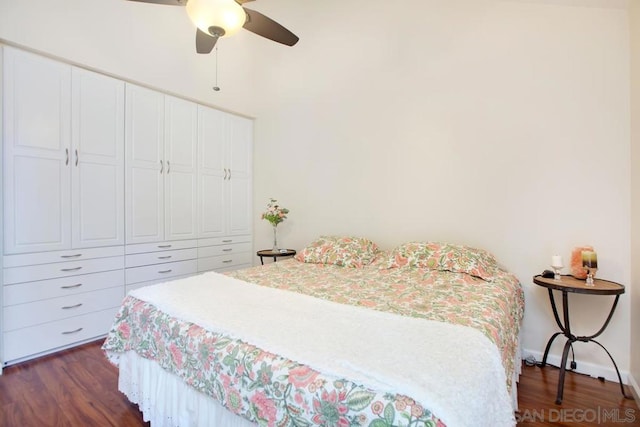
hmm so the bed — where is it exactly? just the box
[103,237,524,427]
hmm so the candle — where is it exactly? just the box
[581,251,598,268]
[551,255,563,268]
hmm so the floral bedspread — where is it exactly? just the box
[229,259,524,389]
[103,259,523,427]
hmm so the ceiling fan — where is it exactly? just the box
[127,0,299,53]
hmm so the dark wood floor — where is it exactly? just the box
[0,340,638,426]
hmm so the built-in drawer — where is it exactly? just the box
[3,246,124,268]
[125,273,194,295]
[198,242,251,258]
[197,252,252,273]
[125,259,198,285]
[214,263,252,273]
[3,307,119,363]
[198,236,251,247]
[125,240,197,255]
[3,286,124,331]
[3,269,124,306]
[125,248,197,268]
[3,256,124,285]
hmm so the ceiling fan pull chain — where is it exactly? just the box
[213,47,221,92]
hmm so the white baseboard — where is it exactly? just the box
[628,373,640,402]
[523,348,629,384]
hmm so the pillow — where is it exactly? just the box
[294,236,380,268]
[382,241,499,281]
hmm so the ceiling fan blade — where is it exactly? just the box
[234,0,256,4]
[126,0,186,5]
[242,7,299,46]
[196,29,218,54]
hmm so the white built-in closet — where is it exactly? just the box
[1,46,253,366]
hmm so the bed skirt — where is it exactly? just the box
[117,347,522,426]
[118,350,256,427]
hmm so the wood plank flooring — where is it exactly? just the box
[0,340,638,426]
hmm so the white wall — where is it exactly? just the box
[630,0,640,398]
[0,0,634,379]
[250,0,633,379]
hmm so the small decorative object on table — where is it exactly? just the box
[261,198,289,252]
[551,255,563,280]
[570,245,593,279]
[581,250,598,286]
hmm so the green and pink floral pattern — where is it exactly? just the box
[378,242,500,281]
[294,236,380,268]
[228,258,523,389]
[104,257,523,427]
[104,296,445,427]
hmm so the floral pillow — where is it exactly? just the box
[294,236,380,268]
[381,241,499,281]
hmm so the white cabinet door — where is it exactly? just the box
[197,105,226,238]
[164,96,198,241]
[227,114,253,179]
[3,48,72,254]
[71,68,125,248]
[125,84,164,244]
[226,115,253,236]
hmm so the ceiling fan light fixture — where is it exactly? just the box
[186,0,246,38]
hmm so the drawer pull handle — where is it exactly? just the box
[222,249,233,252]
[61,254,82,259]
[62,327,83,335]
[61,283,83,289]
[158,245,172,249]
[62,303,83,310]
[222,240,232,243]
[158,255,172,259]
[61,267,82,272]
[222,260,233,264]
[158,269,173,274]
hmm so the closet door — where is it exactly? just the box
[3,48,72,254]
[197,106,226,238]
[227,115,253,236]
[125,84,164,244]
[164,96,198,241]
[71,68,125,248]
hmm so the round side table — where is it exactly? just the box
[257,249,296,265]
[533,274,631,404]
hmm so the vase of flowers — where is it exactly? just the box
[261,198,289,252]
